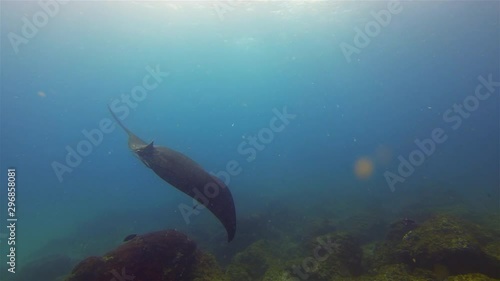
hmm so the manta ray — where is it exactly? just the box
[108,106,236,242]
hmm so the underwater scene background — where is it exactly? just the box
[0,1,499,280]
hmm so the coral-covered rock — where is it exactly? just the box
[226,240,275,280]
[355,264,433,281]
[65,229,226,281]
[447,273,499,281]
[386,218,419,243]
[305,232,363,281]
[363,218,420,269]
[396,215,500,278]
[262,265,296,281]
[191,252,229,281]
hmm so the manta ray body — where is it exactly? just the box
[108,106,236,242]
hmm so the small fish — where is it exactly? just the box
[123,234,137,242]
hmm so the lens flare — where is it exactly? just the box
[354,157,374,180]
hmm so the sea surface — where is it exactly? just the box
[0,1,499,280]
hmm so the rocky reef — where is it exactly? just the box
[394,215,500,278]
[226,239,303,281]
[64,230,226,281]
[223,213,500,281]
[52,212,500,281]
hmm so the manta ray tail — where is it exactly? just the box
[108,105,147,147]
[107,105,133,136]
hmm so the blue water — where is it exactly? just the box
[0,0,499,277]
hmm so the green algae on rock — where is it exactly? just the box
[192,252,229,281]
[396,215,500,278]
[226,240,276,281]
[447,273,499,281]
[355,264,434,281]
[222,213,499,281]
[262,264,297,281]
[304,232,363,280]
